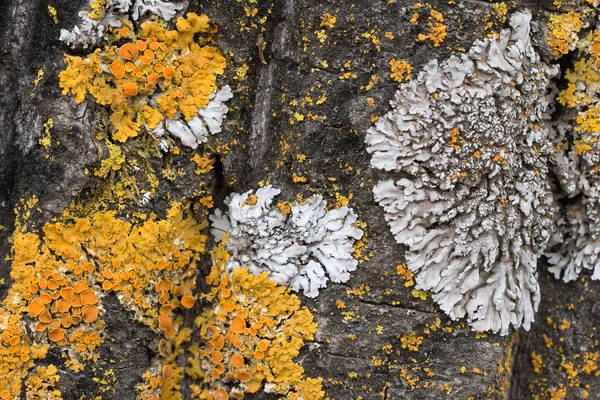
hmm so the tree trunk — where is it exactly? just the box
[0,0,597,399]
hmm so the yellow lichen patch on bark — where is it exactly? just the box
[0,310,49,399]
[389,59,412,83]
[24,365,62,399]
[547,11,584,56]
[531,352,544,374]
[184,243,324,400]
[415,5,447,47]
[2,201,207,394]
[59,13,226,142]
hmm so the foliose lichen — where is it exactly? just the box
[181,243,324,399]
[0,202,207,398]
[366,11,557,335]
[59,13,228,145]
[210,186,364,297]
[153,84,233,150]
[60,0,184,48]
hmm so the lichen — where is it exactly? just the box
[547,26,600,281]
[0,201,207,397]
[59,13,227,144]
[415,5,447,47]
[0,310,49,399]
[210,185,364,297]
[152,84,233,150]
[60,0,184,48]
[389,59,412,83]
[184,243,324,399]
[24,365,62,399]
[547,11,585,57]
[366,11,557,334]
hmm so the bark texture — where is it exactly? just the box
[0,1,598,399]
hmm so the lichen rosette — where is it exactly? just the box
[366,11,558,334]
[210,186,364,298]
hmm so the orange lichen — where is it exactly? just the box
[186,244,324,399]
[556,29,600,170]
[24,364,62,399]
[400,333,424,352]
[395,263,415,287]
[59,13,226,142]
[0,309,49,398]
[180,295,195,309]
[138,327,193,400]
[2,200,208,399]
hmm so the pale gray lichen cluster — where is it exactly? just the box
[60,0,183,48]
[210,186,364,297]
[366,11,558,334]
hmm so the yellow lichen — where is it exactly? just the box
[88,0,107,19]
[7,202,206,368]
[396,263,415,287]
[389,59,412,83]
[94,141,125,177]
[531,351,544,374]
[25,365,62,399]
[400,333,424,352]
[547,11,584,57]
[185,243,324,399]
[59,13,226,142]
[416,7,447,47]
[33,67,45,90]
[292,173,307,183]
[411,290,429,300]
[47,6,58,24]
[321,12,337,29]
[0,309,49,398]
[39,118,53,152]
[191,154,214,175]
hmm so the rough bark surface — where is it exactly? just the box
[0,1,598,400]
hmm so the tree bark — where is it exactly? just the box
[0,1,597,399]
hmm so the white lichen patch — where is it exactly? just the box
[152,85,234,149]
[60,0,183,48]
[366,11,558,335]
[210,186,364,297]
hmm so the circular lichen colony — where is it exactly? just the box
[210,186,364,298]
[365,11,557,335]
